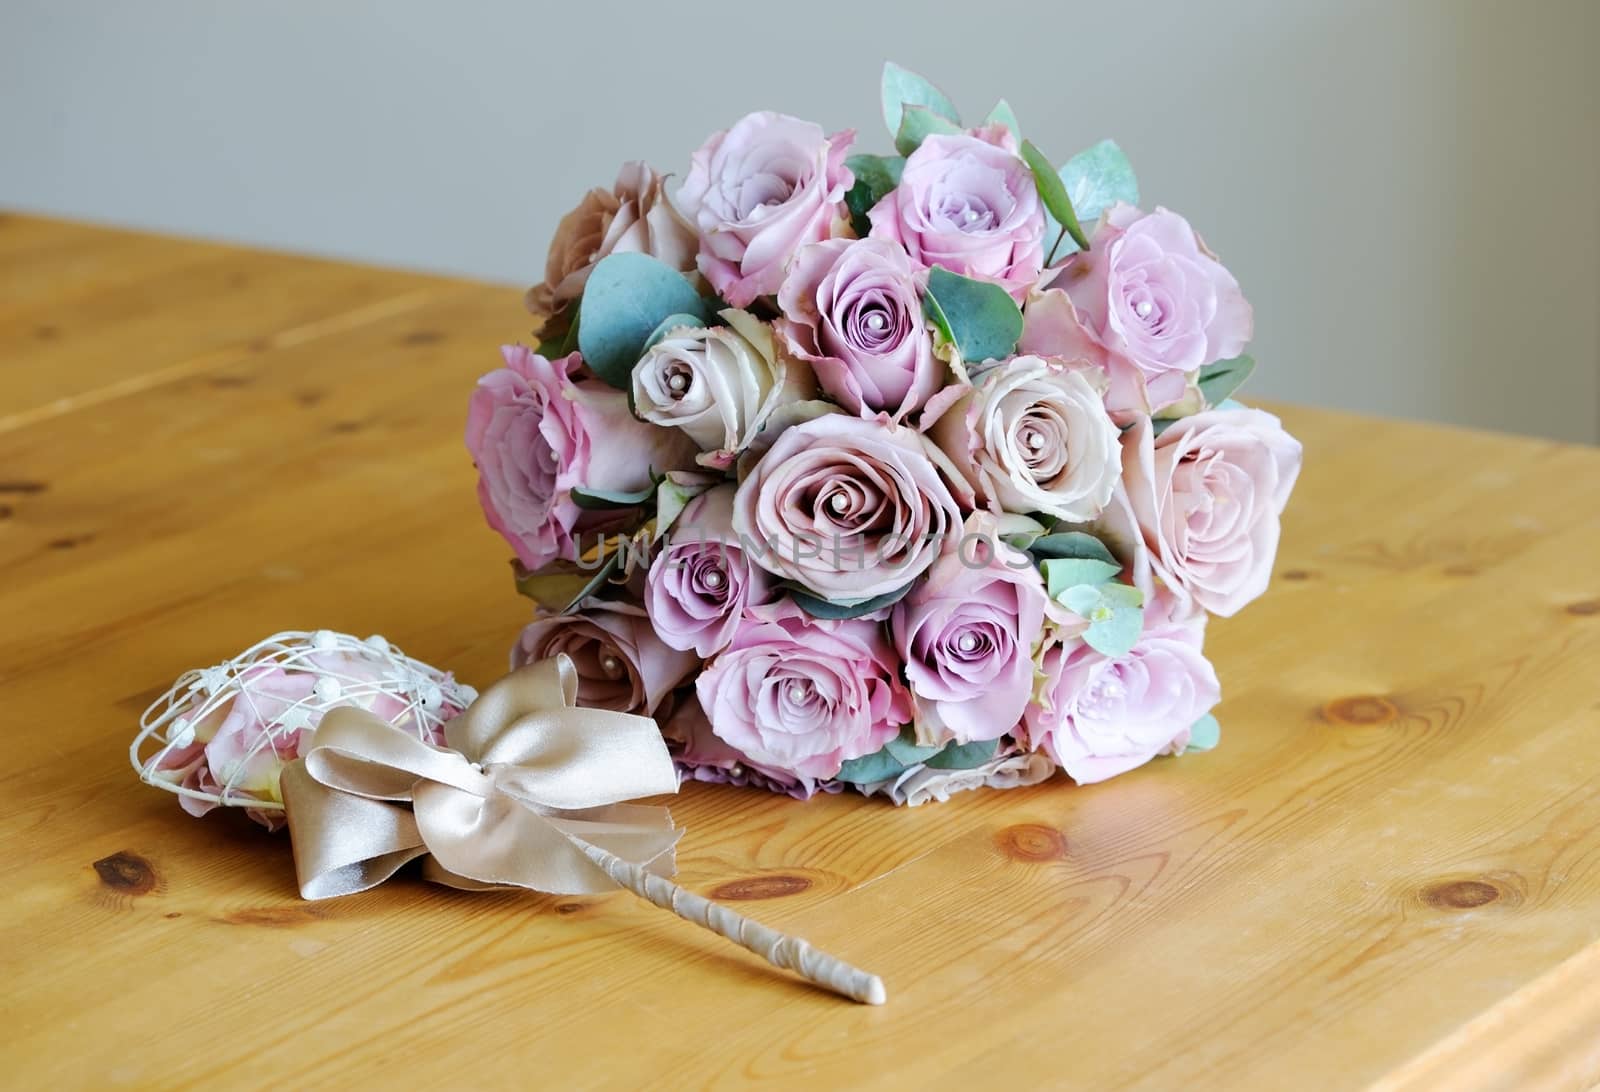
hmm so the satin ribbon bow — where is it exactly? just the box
[279,655,683,900]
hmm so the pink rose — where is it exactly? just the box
[525,161,698,315]
[775,237,941,419]
[513,599,696,716]
[466,347,696,571]
[644,485,775,656]
[696,607,912,781]
[868,132,1044,300]
[676,111,855,308]
[891,518,1049,746]
[661,692,818,799]
[1023,205,1252,418]
[732,414,961,603]
[1123,408,1301,617]
[1024,616,1219,784]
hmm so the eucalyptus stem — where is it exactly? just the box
[1045,223,1070,267]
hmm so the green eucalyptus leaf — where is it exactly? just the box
[1197,355,1256,407]
[1059,580,1146,657]
[923,737,999,770]
[1099,583,1144,609]
[1084,606,1144,657]
[784,580,915,620]
[1184,713,1221,753]
[1060,583,1104,617]
[885,727,944,766]
[881,61,960,141]
[1021,139,1089,254]
[1028,531,1117,566]
[837,744,911,784]
[1041,140,1140,260]
[894,104,963,156]
[923,266,1023,364]
[570,485,655,510]
[1062,140,1138,232]
[643,312,708,352]
[844,153,904,236]
[577,253,711,389]
[1042,556,1121,597]
[984,98,1021,140]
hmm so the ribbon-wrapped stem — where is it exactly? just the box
[571,836,887,1005]
[281,655,886,1005]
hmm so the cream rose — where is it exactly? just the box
[525,162,698,315]
[924,355,1121,522]
[631,309,812,470]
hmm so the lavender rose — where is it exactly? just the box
[525,161,698,315]
[924,355,1122,522]
[732,414,961,602]
[466,347,697,571]
[676,111,855,307]
[1023,204,1252,418]
[868,132,1044,300]
[1024,615,1220,784]
[631,309,812,470]
[775,237,941,419]
[513,599,696,716]
[891,518,1049,746]
[644,485,775,657]
[696,606,912,781]
[1122,408,1302,618]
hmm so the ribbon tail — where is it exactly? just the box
[282,761,430,899]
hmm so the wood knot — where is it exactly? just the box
[995,823,1067,862]
[1280,569,1316,581]
[1321,695,1399,726]
[94,851,156,895]
[710,874,811,901]
[1419,876,1516,911]
[48,533,94,550]
[220,906,321,927]
[401,329,444,346]
[1565,599,1600,617]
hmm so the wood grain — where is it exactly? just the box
[2,213,1599,1090]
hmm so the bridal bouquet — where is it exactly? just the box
[467,63,1302,805]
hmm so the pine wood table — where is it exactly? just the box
[3,212,1599,1090]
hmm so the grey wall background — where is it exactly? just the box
[3,0,1597,442]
